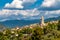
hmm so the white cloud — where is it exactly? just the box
[4,0,36,8]
[5,0,23,8]
[42,10,60,18]
[0,8,39,17]
[44,10,60,15]
[0,9,40,21]
[0,8,60,21]
[23,0,36,3]
[41,0,55,7]
[41,0,60,8]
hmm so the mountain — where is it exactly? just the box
[0,19,40,28]
[0,16,60,28]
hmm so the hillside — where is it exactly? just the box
[0,20,60,40]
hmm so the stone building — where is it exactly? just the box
[40,16,45,28]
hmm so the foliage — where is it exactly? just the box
[0,20,60,40]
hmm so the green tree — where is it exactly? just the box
[57,20,60,30]
[31,27,44,40]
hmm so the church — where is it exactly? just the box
[40,16,45,28]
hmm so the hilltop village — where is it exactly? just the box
[7,16,59,33]
[12,16,58,29]
[0,16,60,40]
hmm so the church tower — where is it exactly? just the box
[40,16,45,27]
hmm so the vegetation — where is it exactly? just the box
[0,20,60,40]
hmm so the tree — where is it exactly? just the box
[31,27,44,40]
[57,20,60,30]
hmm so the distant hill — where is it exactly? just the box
[0,19,40,28]
[0,16,60,28]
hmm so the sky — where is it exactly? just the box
[0,0,60,21]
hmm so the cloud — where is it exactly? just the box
[5,0,23,8]
[41,0,55,7]
[4,0,37,9]
[1,0,60,21]
[39,0,60,10]
[43,10,60,18]
[0,8,39,20]
[23,0,36,3]
[0,8,60,21]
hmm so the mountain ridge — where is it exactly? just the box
[0,16,60,28]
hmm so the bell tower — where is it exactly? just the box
[40,16,45,27]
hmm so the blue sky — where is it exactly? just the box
[0,0,44,9]
[0,0,60,21]
[0,0,13,9]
